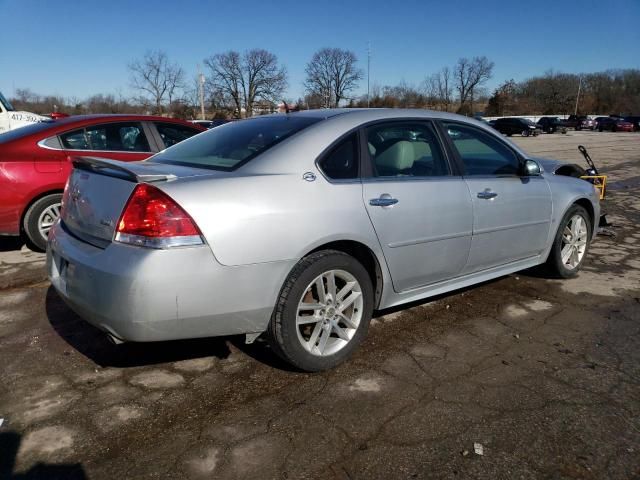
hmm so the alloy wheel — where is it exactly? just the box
[561,214,588,270]
[37,202,62,240]
[295,269,363,356]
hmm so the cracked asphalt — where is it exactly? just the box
[1,132,639,479]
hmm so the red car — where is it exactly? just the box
[0,115,205,250]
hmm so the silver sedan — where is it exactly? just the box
[47,109,600,371]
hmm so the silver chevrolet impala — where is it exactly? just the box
[47,109,600,371]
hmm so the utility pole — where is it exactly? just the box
[198,66,206,120]
[367,42,371,108]
[574,76,582,116]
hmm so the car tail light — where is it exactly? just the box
[115,183,203,249]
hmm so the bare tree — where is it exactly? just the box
[128,50,185,114]
[305,48,363,108]
[204,49,287,118]
[424,67,453,111]
[454,56,494,114]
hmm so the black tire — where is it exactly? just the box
[267,250,374,371]
[521,130,529,137]
[544,204,592,279]
[575,125,581,131]
[23,193,63,252]
[612,125,617,132]
[598,126,603,132]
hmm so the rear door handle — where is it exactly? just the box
[369,194,398,207]
[477,189,498,200]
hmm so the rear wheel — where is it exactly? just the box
[267,250,374,371]
[544,204,592,278]
[23,194,63,251]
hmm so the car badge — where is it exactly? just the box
[302,172,316,182]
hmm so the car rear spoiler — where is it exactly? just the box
[71,156,177,183]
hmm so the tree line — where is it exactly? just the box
[7,48,640,118]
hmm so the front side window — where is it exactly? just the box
[60,122,150,152]
[318,133,359,180]
[155,123,202,148]
[152,115,321,171]
[443,122,520,176]
[365,122,448,177]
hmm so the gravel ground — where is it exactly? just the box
[0,130,639,479]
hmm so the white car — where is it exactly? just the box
[0,92,49,134]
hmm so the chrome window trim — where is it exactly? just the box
[63,148,153,154]
[37,138,151,155]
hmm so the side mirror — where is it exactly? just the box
[523,159,541,176]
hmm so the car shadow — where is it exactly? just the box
[45,286,233,368]
[0,237,24,252]
[0,431,87,479]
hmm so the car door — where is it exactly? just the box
[59,121,156,163]
[441,122,552,274]
[362,120,473,292]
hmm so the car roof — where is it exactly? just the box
[282,108,486,124]
[49,114,198,127]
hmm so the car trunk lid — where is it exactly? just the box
[61,157,219,248]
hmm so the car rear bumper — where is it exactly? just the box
[47,221,294,342]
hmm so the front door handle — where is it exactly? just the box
[369,194,398,207]
[477,189,498,200]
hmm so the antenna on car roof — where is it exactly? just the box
[282,100,290,114]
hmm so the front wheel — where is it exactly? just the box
[23,193,63,251]
[521,130,530,137]
[544,205,592,278]
[267,250,374,371]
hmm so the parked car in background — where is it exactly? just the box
[191,120,214,129]
[0,91,50,134]
[191,119,231,129]
[623,116,640,132]
[0,115,205,250]
[536,117,566,134]
[47,109,599,371]
[561,115,594,131]
[596,117,634,132]
[492,117,541,136]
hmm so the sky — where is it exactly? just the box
[0,0,638,103]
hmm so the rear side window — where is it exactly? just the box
[318,133,359,180]
[155,123,201,148]
[61,122,150,152]
[444,122,519,176]
[365,122,448,177]
[152,115,321,171]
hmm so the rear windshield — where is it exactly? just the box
[152,115,321,171]
[0,120,55,143]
